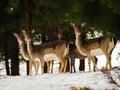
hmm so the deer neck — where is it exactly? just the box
[19,42,29,60]
[75,34,87,56]
[26,40,35,58]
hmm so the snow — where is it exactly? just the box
[0,70,120,90]
[0,43,120,90]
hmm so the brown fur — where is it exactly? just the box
[22,30,69,74]
[57,30,86,73]
[68,43,86,73]
[14,33,39,75]
[71,23,116,71]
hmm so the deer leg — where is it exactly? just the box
[106,54,112,70]
[59,61,61,72]
[49,61,52,73]
[36,61,40,74]
[40,59,44,74]
[87,55,91,72]
[66,58,69,72]
[105,60,108,70]
[29,60,33,76]
[33,61,39,75]
[109,56,112,70]
[93,56,98,71]
[33,61,37,75]
[70,57,76,73]
[72,58,76,73]
[50,61,53,73]
[91,56,99,71]
[59,61,62,73]
[105,54,109,70]
[46,61,50,73]
[69,58,72,73]
[60,61,64,73]
[63,59,67,73]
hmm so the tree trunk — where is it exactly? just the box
[28,0,34,32]
[10,34,20,75]
[27,0,34,75]
[79,59,85,71]
[42,35,48,73]
[4,31,10,75]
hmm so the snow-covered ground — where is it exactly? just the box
[0,43,120,90]
[0,69,120,90]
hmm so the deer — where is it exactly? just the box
[57,29,98,72]
[56,29,86,72]
[68,43,99,72]
[67,43,86,73]
[71,22,117,71]
[22,30,69,74]
[14,33,39,75]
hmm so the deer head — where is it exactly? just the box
[14,33,24,44]
[22,30,35,42]
[70,22,86,36]
[57,26,63,40]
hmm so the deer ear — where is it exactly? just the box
[31,30,35,34]
[13,33,18,38]
[81,22,86,27]
[22,30,26,34]
[70,22,75,27]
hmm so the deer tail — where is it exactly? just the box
[108,36,117,53]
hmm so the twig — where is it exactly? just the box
[104,71,120,88]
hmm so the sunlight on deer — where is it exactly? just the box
[22,30,69,74]
[14,33,39,75]
[71,22,117,71]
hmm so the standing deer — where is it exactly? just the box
[68,43,98,72]
[71,22,117,71]
[57,29,86,72]
[22,30,69,74]
[14,33,39,75]
[67,43,86,73]
[56,27,99,72]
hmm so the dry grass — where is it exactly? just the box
[104,88,119,90]
[71,87,119,90]
[100,67,120,88]
[100,66,120,73]
[71,87,78,90]
[112,66,120,70]
[71,87,92,90]
[80,87,92,90]
[100,67,109,73]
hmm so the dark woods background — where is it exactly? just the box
[0,0,120,75]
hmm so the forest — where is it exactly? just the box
[0,0,120,76]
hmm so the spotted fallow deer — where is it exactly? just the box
[71,22,117,71]
[14,33,39,75]
[22,30,69,74]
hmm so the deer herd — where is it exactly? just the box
[14,22,117,75]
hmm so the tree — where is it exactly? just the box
[0,0,120,75]
[0,0,28,75]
